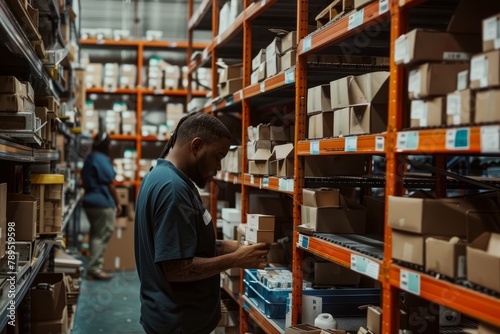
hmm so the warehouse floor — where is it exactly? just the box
[72,271,144,334]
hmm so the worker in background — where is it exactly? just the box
[135,112,270,334]
[81,131,122,280]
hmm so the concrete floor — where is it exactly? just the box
[72,271,144,334]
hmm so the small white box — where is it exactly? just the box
[245,226,274,244]
[246,214,275,230]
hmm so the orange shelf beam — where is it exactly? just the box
[244,68,295,99]
[214,172,294,195]
[86,88,207,97]
[189,41,214,73]
[245,0,278,21]
[390,265,500,327]
[80,39,208,49]
[241,296,283,334]
[203,90,243,113]
[141,135,170,142]
[297,134,386,156]
[188,0,212,30]
[86,88,138,94]
[395,126,483,154]
[297,235,385,282]
[298,1,389,55]
[114,180,140,187]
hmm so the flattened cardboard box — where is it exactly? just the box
[408,63,469,99]
[467,232,500,292]
[394,29,481,65]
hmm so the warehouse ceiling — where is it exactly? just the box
[81,0,210,41]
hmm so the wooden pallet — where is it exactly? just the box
[315,0,354,28]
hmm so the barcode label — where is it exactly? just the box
[446,128,470,150]
[345,136,358,152]
[379,0,389,14]
[310,141,320,154]
[375,136,384,151]
[303,36,312,52]
[348,9,364,31]
[481,126,500,153]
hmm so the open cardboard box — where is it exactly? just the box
[467,232,500,292]
[425,236,466,279]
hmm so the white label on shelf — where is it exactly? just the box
[287,179,294,192]
[224,173,229,182]
[394,34,409,64]
[348,9,364,31]
[481,125,500,153]
[457,70,469,91]
[400,269,421,295]
[446,93,460,116]
[470,55,488,88]
[483,17,497,42]
[443,52,470,61]
[303,36,312,52]
[446,128,470,150]
[260,81,265,93]
[202,48,208,59]
[396,131,419,150]
[279,178,286,191]
[351,255,380,280]
[154,89,162,95]
[239,90,244,100]
[374,136,384,151]
[345,136,358,152]
[233,176,238,184]
[285,69,295,84]
[408,70,421,99]
[261,0,266,7]
[310,141,320,155]
[263,178,269,187]
[250,175,255,184]
[298,235,309,249]
[379,0,389,14]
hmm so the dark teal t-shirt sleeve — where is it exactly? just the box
[153,184,198,263]
[94,154,116,184]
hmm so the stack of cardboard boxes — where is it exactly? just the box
[218,0,243,36]
[30,174,64,235]
[307,72,389,139]
[217,63,242,98]
[114,151,138,182]
[119,64,137,89]
[82,101,99,134]
[103,63,119,90]
[85,63,103,88]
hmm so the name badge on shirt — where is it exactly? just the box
[203,209,212,226]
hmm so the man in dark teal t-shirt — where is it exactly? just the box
[134,113,271,334]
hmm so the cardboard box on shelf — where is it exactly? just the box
[303,188,340,207]
[0,76,26,96]
[314,262,361,286]
[218,78,242,97]
[483,14,500,52]
[247,214,275,230]
[467,232,500,292]
[446,89,475,126]
[354,0,373,8]
[300,196,366,234]
[475,89,500,123]
[247,140,271,160]
[333,107,350,137]
[269,143,294,178]
[307,111,334,139]
[349,103,388,135]
[330,76,353,110]
[30,272,67,321]
[218,63,242,84]
[266,37,281,61]
[307,85,331,114]
[304,155,365,177]
[470,50,500,89]
[257,61,267,82]
[7,193,37,241]
[266,54,280,78]
[425,236,466,279]
[35,96,60,115]
[85,63,103,88]
[315,0,354,28]
[388,195,497,238]
[280,31,297,54]
[448,0,500,35]
[394,29,481,66]
[103,224,135,271]
[408,63,469,99]
[392,230,425,266]
[410,97,445,128]
[251,69,259,85]
[31,174,64,235]
[281,49,296,71]
[0,94,34,112]
[248,148,272,176]
[248,124,270,141]
[270,126,289,141]
[252,49,266,71]
[245,226,274,244]
[351,72,390,104]
[367,305,382,334]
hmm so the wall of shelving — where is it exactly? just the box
[187,0,500,333]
